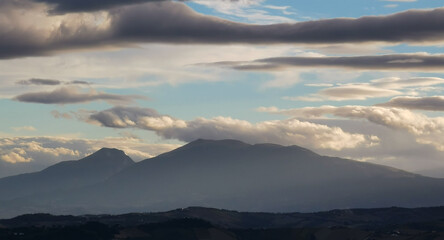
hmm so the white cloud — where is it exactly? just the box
[12,126,37,132]
[318,84,401,100]
[191,0,295,24]
[87,106,379,151]
[290,77,444,102]
[259,105,444,151]
[1,151,32,164]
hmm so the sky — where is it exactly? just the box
[2,0,444,178]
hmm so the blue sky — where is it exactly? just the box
[1,0,444,177]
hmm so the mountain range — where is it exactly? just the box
[0,139,443,218]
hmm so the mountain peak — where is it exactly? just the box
[83,148,133,164]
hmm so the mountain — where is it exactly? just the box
[0,148,134,201]
[1,139,444,218]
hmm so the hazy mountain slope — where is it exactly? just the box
[2,139,444,217]
[0,148,134,201]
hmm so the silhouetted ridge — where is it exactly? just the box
[1,139,444,218]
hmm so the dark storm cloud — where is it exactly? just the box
[214,54,444,71]
[377,96,444,111]
[13,86,147,105]
[2,2,444,59]
[17,78,62,85]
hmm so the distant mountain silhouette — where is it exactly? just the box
[0,148,134,201]
[1,139,444,218]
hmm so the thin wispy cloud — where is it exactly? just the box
[290,77,444,101]
[213,54,444,72]
[16,78,90,86]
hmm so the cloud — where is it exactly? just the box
[371,77,444,89]
[13,86,147,105]
[215,54,444,72]
[192,0,294,24]
[17,78,62,85]
[259,105,444,151]
[12,126,37,132]
[86,106,378,151]
[378,96,444,111]
[34,0,167,13]
[16,78,91,86]
[3,2,444,59]
[0,151,32,164]
[304,118,444,178]
[287,77,444,102]
[51,110,74,119]
[318,85,401,100]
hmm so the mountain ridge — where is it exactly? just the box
[0,139,443,218]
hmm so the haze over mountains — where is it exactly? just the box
[0,139,444,218]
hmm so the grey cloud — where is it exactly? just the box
[3,2,444,59]
[17,78,62,85]
[89,106,161,128]
[51,110,73,119]
[87,106,378,151]
[35,0,167,14]
[107,5,444,45]
[68,80,90,85]
[377,96,444,111]
[218,54,444,72]
[17,78,92,86]
[13,86,147,105]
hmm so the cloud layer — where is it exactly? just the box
[260,105,444,151]
[86,106,379,151]
[16,78,90,86]
[292,77,444,101]
[216,54,444,72]
[378,96,444,111]
[3,1,444,59]
[35,0,166,13]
